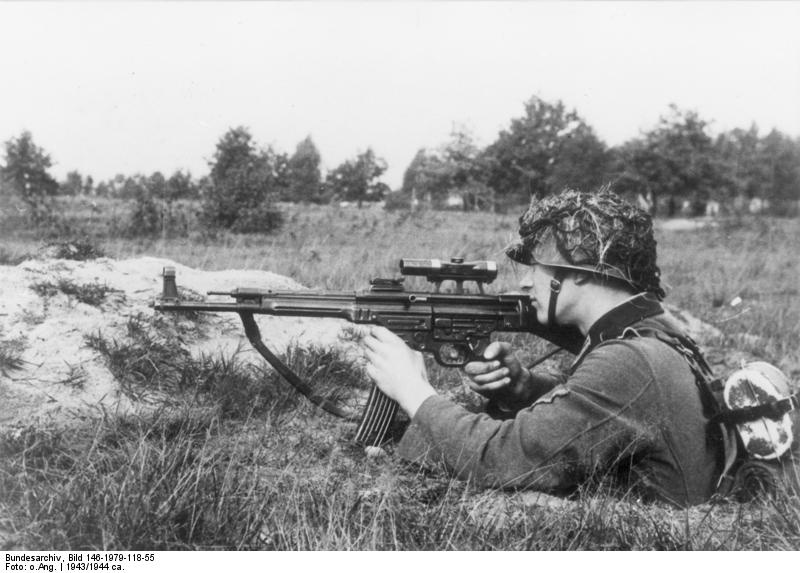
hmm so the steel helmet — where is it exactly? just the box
[506,189,666,299]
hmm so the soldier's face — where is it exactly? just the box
[519,264,557,325]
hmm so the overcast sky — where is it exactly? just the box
[1,2,798,188]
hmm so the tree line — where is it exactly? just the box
[400,99,800,217]
[0,127,388,235]
[2,96,799,236]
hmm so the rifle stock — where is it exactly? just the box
[153,260,584,446]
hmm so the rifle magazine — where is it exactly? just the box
[354,385,398,447]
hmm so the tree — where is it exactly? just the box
[286,136,323,203]
[59,170,84,196]
[758,129,800,214]
[128,174,163,236]
[483,96,610,202]
[1,131,59,223]
[118,170,199,238]
[325,148,388,207]
[118,175,148,200]
[400,148,448,204]
[612,105,726,216]
[715,125,763,202]
[400,128,495,211]
[201,127,286,233]
[166,170,199,201]
[401,149,429,195]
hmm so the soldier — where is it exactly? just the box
[362,189,727,506]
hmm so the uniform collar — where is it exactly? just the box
[570,293,664,371]
[586,292,664,345]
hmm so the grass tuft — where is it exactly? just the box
[55,363,88,390]
[31,279,116,307]
[84,315,192,400]
[0,338,26,376]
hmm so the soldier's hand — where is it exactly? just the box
[362,327,437,418]
[463,341,531,402]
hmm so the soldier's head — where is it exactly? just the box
[506,189,664,326]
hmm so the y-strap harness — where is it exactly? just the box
[627,328,798,434]
[565,294,797,428]
[563,294,798,491]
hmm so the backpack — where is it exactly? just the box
[631,327,800,500]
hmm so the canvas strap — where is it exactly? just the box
[710,392,799,425]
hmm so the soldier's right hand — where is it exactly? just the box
[463,341,531,402]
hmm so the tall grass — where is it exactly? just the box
[3,414,798,550]
[1,198,798,549]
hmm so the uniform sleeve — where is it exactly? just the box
[397,341,662,492]
[485,368,570,419]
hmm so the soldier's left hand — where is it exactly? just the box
[362,326,437,417]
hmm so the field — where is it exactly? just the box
[1,198,799,550]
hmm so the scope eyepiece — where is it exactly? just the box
[399,258,498,284]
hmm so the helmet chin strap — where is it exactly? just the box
[547,268,565,326]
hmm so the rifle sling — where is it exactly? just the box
[238,311,398,446]
[238,311,359,421]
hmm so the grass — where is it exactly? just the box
[31,278,116,307]
[84,315,195,401]
[0,337,26,377]
[2,416,798,550]
[1,197,799,550]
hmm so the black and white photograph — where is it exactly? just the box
[1,1,798,555]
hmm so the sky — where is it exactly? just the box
[1,1,798,189]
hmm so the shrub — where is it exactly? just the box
[227,202,284,234]
[31,279,115,307]
[383,191,413,211]
[45,237,105,260]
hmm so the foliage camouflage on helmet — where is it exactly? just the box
[506,189,666,299]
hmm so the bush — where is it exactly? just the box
[383,191,413,211]
[44,238,105,260]
[128,190,162,236]
[127,187,194,238]
[227,202,284,234]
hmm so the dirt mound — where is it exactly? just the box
[0,256,352,428]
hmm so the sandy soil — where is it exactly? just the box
[0,256,353,428]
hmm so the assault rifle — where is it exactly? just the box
[153,258,584,446]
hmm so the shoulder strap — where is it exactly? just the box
[625,327,725,417]
[618,326,741,493]
[711,394,800,425]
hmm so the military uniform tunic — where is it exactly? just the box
[397,294,723,506]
